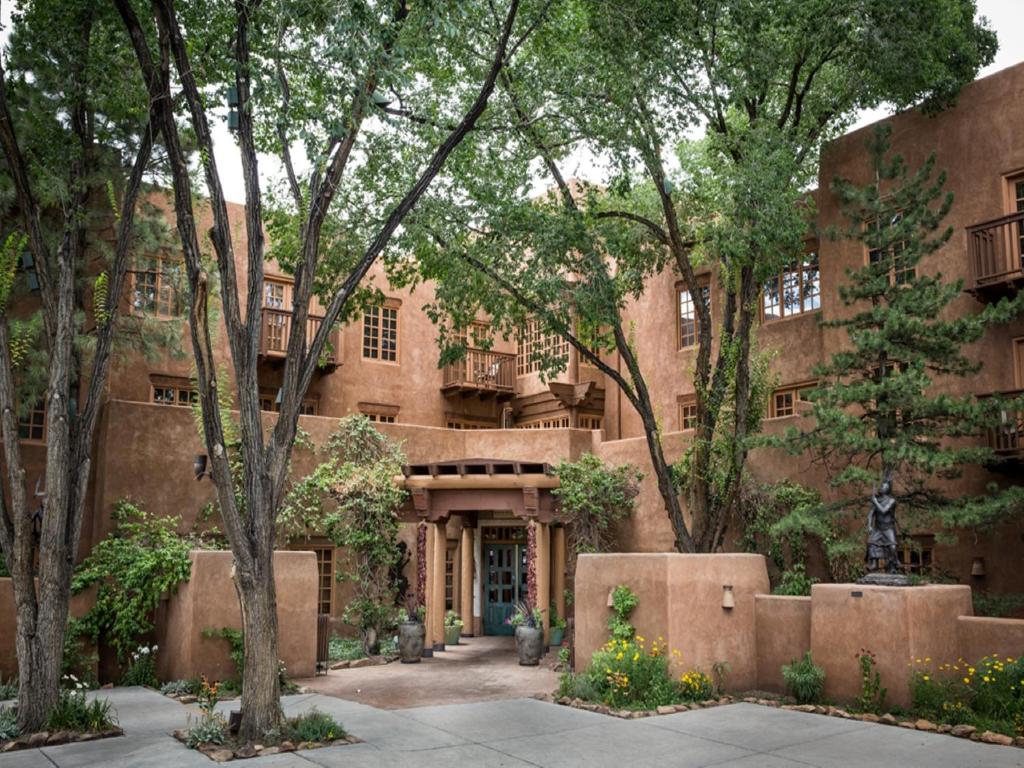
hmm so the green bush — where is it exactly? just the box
[121,644,159,688]
[184,715,227,748]
[285,709,346,743]
[678,669,715,701]
[0,677,16,702]
[909,654,1024,735]
[0,707,18,741]
[46,688,117,733]
[854,649,887,714]
[772,564,817,597]
[160,679,197,696]
[607,585,638,641]
[972,592,1024,619]
[558,671,601,702]
[782,652,826,704]
[588,637,679,709]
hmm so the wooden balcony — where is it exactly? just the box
[980,389,1024,465]
[442,348,515,399]
[967,210,1024,298]
[258,308,340,368]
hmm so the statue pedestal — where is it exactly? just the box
[857,572,912,587]
[809,583,971,708]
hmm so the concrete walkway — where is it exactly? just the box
[298,635,561,709]
[2,687,1022,767]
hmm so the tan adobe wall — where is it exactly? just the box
[754,595,812,694]
[0,582,97,680]
[957,616,1024,665]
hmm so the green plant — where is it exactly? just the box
[203,628,245,687]
[0,707,18,741]
[558,671,601,702]
[0,677,16,702]
[711,660,731,695]
[607,585,638,641]
[285,709,346,743]
[46,687,117,733]
[72,501,192,660]
[160,679,197,697]
[773,564,817,597]
[855,649,887,713]
[509,600,542,629]
[972,592,1024,618]
[121,644,159,688]
[558,647,571,666]
[328,635,366,662]
[590,636,679,709]
[196,677,221,717]
[678,669,715,702]
[62,618,98,688]
[444,611,464,630]
[782,652,826,704]
[184,715,227,748]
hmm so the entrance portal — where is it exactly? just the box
[483,526,528,635]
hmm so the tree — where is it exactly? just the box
[403,0,996,553]
[780,125,1024,539]
[115,0,543,739]
[0,0,163,731]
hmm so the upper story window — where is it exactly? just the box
[264,280,288,309]
[18,400,46,443]
[677,277,710,349]
[446,416,497,430]
[359,402,398,423]
[151,377,198,407]
[132,255,183,318]
[258,390,318,415]
[578,414,604,430]
[763,252,820,322]
[517,319,568,376]
[678,396,697,431]
[516,415,570,429]
[866,215,914,285]
[768,382,816,419]
[363,302,399,362]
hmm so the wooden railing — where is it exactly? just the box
[442,348,515,394]
[258,308,340,366]
[967,210,1024,292]
[983,389,1024,456]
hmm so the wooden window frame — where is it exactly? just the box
[577,414,604,430]
[150,376,198,407]
[866,214,914,286]
[131,254,184,319]
[362,300,400,363]
[768,381,817,419]
[678,395,697,431]
[677,277,710,349]
[515,415,571,429]
[359,402,399,424]
[445,415,499,430]
[762,251,821,323]
[1014,337,1024,389]
[17,400,46,444]
[516,319,568,376]
[313,546,334,615]
[899,534,934,576]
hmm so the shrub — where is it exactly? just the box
[121,644,159,688]
[285,709,346,743]
[772,564,817,597]
[909,654,1024,735]
[678,669,715,701]
[160,679,197,697]
[972,592,1024,618]
[558,671,601,702]
[607,585,638,641]
[0,677,16,702]
[854,649,886,714]
[589,636,678,709]
[444,611,464,630]
[184,715,227,748]
[0,707,18,742]
[509,601,542,629]
[782,652,826,704]
[46,686,117,733]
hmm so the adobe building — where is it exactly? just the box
[8,61,1024,648]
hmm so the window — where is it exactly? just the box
[677,278,710,348]
[446,417,497,430]
[258,391,318,416]
[18,400,45,442]
[1015,337,1024,388]
[678,397,697,431]
[132,255,183,318]
[578,414,603,430]
[366,413,395,424]
[763,252,820,321]
[516,416,570,429]
[264,280,287,309]
[445,541,456,611]
[362,303,399,362]
[899,535,934,576]
[151,378,197,407]
[517,319,568,376]
[359,402,399,424]
[1013,177,1024,260]
[769,382,816,419]
[313,547,334,615]
[867,214,914,285]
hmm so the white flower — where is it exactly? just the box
[140,647,150,655]
[70,675,78,682]
[152,645,158,652]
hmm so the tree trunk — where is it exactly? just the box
[14,578,69,731]
[234,555,281,741]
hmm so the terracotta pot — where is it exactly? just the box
[515,625,544,666]
[398,621,425,663]
[444,624,462,646]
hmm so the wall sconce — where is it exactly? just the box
[722,585,735,610]
[607,588,615,608]
[971,557,986,577]
[193,454,212,481]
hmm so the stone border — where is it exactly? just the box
[328,654,398,671]
[550,692,1023,749]
[172,730,361,762]
[1,726,123,753]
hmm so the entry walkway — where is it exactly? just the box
[1,686,1021,767]
[299,635,561,709]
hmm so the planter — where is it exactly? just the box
[549,626,564,647]
[398,621,425,663]
[444,624,462,646]
[515,625,544,666]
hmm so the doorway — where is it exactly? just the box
[482,526,528,635]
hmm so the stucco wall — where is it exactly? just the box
[957,616,1024,664]
[0,582,96,680]
[754,595,812,694]
[154,550,317,682]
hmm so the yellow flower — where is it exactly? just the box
[925,657,931,663]
[923,675,930,682]
[963,677,971,685]
[633,653,639,662]
[616,652,623,661]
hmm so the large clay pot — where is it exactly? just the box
[515,625,544,666]
[398,621,425,663]
[444,624,462,646]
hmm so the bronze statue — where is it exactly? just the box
[865,477,900,574]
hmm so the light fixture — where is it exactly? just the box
[193,454,211,481]
[607,588,616,608]
[971,557,986,577]
[275,387,283,406]
[722,585,735,610]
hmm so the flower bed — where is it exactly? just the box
[1,683,122,754]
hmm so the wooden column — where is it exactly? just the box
[422,522,436,651]
[460,523,474,635]
[552,526,566,625]
[536,521,551,644]
[431,519,447,650]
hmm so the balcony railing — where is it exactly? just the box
[980,389,1024,459]
[967,210,1024,295]
[442,348,515,397]
[259,308,340,367]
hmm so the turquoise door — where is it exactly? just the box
[484,543,525,635]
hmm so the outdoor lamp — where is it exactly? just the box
[722,585,735,610]
[971,557,986,577]
[30,506,42,541]
[193,454,210,481]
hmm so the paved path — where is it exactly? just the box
[298,635,561,709]
[2,687,1022,767]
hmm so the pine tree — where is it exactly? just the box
[785,124,1024,535]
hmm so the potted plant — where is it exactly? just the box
[549,616,567,647]
[444,610,463,646]
[398,598,426,664]
[509,601,544,666]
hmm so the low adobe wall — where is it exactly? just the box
[155,550,317,682]
[754,595,811,693]
[575,553,770,690]
[0,581,97,680]
[958,616,1024,663]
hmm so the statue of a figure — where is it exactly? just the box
[865,477,900,574]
